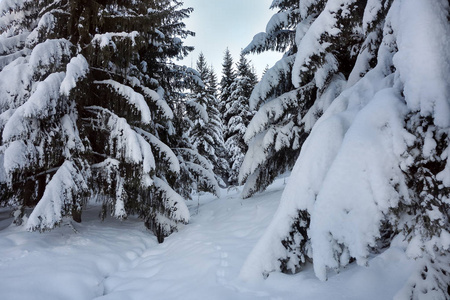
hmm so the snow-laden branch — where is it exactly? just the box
[94,80,152,124]
[26,160,88,231]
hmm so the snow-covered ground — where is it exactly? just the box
[0,178,418,300]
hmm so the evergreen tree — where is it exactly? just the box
[0,0,201,242]
[208,64,219,98]
[151,57,221,203]
[241,0,450,298]
[206,64,229,186]
[186,53,225,191]
[239,0,361,198]
[224,53,257,186]
[219,48,236,124]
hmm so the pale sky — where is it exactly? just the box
[179,0,281,79]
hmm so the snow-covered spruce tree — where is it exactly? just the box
[0,0,197,242]
[155,56,223,202]
[186,53,226,191]
[240,0,450,297]
[239,0,364,198]
[223,53,257,186]
[206,64,229,186]
[219,48,236,125]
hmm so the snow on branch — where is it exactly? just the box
[92,31,139,49]
[243,32,269,55]
[175,147,220,197]
[0,0,30,14]
[129,81,174,120]
[153,177,189,224]
[60,54,89,96]
[3,72,65,142]
[176,147,213,172]
[244,89,299,143]
[186,99,208,124]
[61,113,85,157]
[266,11,290,34]
[186,67,204,88]
[91,158,127,219]
[301,74,346,132]
[94,80,151,124]
[0,0,31,31]
[0,56,31,110]
[141,88,173,119]
[134,127,180,174]
[239,133,268,185]
[3,140,38,177]
[25,10,67,47]
[243,4,299,55]
[0,33,27,56]
[29,39,73,77]
[86,106,155,174]
[390,0,450,127]
[0,48,30,72]
[184,162,220,197]
[248,55,295,111]
[26,160,89,231]
[308,89,413,280]
[240,120,300,186]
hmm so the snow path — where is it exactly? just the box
[0,178,417,299]
[96,183,285,300]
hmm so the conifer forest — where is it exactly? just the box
[0,0,449,299]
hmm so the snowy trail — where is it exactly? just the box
[0,178,418,300]
[96,184,284,300]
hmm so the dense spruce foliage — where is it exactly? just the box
[219,48,236,125]
[0,0,217,242]
[240,0,450,298]
[187,53,227,190]
[222,53,257,186]
[240,0,359,198]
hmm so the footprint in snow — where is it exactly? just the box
[216,251,229,284]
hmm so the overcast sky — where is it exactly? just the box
[179,0,281,79]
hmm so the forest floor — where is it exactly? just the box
[0,177,417,300]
